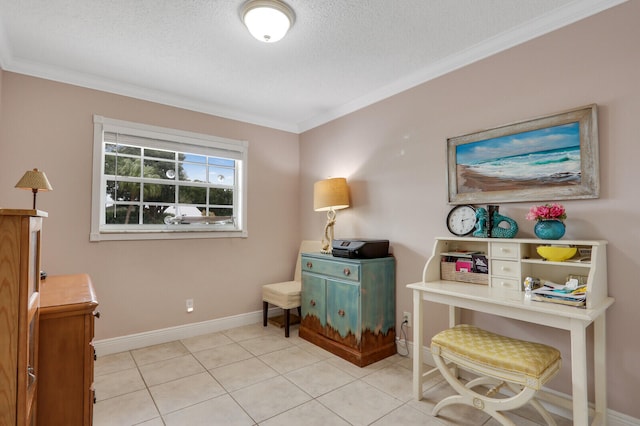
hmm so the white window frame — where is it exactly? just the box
[91,115,248,241]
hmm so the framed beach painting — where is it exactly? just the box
[447,104,599,204]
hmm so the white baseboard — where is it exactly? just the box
[395,338,640,426]
[94,309,268,356]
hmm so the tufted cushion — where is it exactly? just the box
[431,324,561,390]
[262,280,301,309]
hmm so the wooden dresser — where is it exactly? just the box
[0,209,45,425]
[299,253,396,367]
[37,274,99,426]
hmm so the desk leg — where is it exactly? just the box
[594,314,608,425]
[570,319,589,426]
[412,289,424,400]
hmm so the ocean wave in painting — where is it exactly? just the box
[464,146,581,182]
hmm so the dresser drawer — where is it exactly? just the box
[490,242,519,260]
[491,276,521,291]
[302,257,360,281]
[491,260,520,278]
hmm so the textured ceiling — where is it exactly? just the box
[0,0,626,133]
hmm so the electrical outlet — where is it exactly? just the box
[403,311,411,325]
[186,298,194,313]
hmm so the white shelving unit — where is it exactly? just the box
[425,237,607,309]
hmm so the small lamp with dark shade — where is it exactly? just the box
[15,168,53,209]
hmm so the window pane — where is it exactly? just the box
[112,145,141,156]
[107,180,140,202]
[105,155,116,174]
[184,153,206,164]
[144,160,175,179]
[208,166,235,185]
[145,148,175,160]
[179,186,206,204]
[180,163,207,182]
[209,207,233,218]
[115,158,141,177]
[164,205,204,217]
[209,157,234,167]
[144,183,175,203]
[209,188,233,205]
[105,205,140,224]
[143,205,170,224]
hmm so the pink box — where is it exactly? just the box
[455,260,473,272]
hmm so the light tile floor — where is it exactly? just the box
[94,322,572,426]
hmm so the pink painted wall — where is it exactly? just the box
[0,0,638,420]
[299,1,639,418]
[0,72,301,339]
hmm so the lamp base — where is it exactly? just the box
[321,209,336,254]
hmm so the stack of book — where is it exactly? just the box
[531,281,586,307]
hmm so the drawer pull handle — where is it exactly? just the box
[501,267,509,272]
[310,299,316,307]
[94,311,101,319]
[306,262,313,268]
[343,268,351,276]
[338,309,345,317]
[94,348,97,361]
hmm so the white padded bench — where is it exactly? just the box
[430,324,562,426]
[262,241,321,337]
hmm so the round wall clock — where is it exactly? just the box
[446,205,477,236]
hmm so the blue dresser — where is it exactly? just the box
[299,253,396,366]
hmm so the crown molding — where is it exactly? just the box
[296,0,628,133]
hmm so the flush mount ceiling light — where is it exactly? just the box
[241,0,295,43]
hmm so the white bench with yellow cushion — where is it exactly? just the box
[431,324,561,426]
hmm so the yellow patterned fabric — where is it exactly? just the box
[431,324,561,388]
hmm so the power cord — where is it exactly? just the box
[397,319,410,357]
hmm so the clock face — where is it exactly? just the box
[447,205,477,236]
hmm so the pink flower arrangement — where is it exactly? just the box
[526,203,567,222]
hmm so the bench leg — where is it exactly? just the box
[431,350,538,426]
[263,301,268,327]
[284,308,290,337]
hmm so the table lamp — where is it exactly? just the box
[314,177,350,254]
[15,168,53,209]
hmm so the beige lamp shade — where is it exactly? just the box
[15,168,53,209]
[15,168,53,191]
[313,177,350,211]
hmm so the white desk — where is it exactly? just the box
[408,281,614,426]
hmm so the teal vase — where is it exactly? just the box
[534,220,565,240]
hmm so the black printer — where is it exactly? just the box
[331,239,389,259]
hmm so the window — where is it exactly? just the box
[91,116,248,241]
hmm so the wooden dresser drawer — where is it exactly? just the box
[302,257,360,281]
[38,274,98,426]
[490,242,520,260]
[491,260,520,278]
